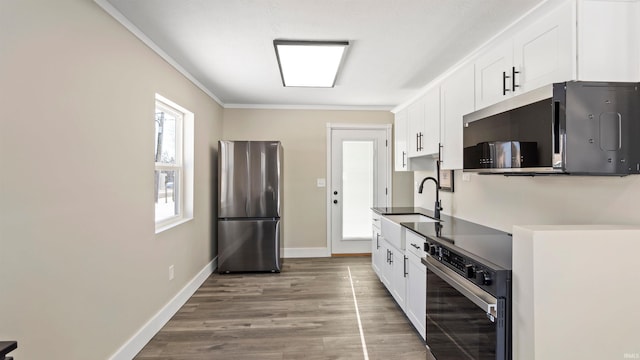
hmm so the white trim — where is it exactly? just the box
[155,217,193,234]
[326,125,333,254]
[108,258,216,360]
[93,0,224,106]
[154,94,195,232]
[93,0,397,111]
[224,103,393,111]
[283,247,331,258]
[326,124,393,254]
[385,125,393,207]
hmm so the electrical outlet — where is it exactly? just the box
[169,265,175,281]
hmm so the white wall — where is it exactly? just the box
[0,1,223,359]
[414,169,640,232]
[512,225,640,360]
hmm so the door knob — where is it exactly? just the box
[333,200,338,204]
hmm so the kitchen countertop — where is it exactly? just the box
[372,207,512,270]
[0,341,17,358]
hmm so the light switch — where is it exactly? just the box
[317,178,326,187]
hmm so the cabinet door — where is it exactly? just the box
[513,0,574,93]
[390,248,407,311]
[440,63,475,170]
[371,225,383,278]
[394,109,409,171]
[475,41,513,109]
[380,241,392,289]
[577,0,640,81]
[407,96,426,158]
[422,86,441,156]
[406,254,426,340]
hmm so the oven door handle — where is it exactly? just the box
[424,256,498,320]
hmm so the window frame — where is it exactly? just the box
[154,94,194,233]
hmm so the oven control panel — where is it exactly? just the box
[425,239,502,297]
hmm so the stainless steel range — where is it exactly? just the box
[412,219,512,360]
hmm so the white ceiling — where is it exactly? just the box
[104,0,545,109]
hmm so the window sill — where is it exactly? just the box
[155,217,193,234]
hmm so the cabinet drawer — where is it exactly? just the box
[405,230,427,259]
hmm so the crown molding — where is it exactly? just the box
[93,0,225,107]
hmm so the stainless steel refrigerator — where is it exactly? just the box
[217,140,283,273]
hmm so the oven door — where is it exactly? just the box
[425,256,507,360]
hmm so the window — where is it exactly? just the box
[154,94,194,231]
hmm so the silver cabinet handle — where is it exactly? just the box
[403,256,408,277]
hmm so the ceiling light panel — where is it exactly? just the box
[274,40,349,88]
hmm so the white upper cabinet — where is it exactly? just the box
[475,41,514,110]
[577,0,640,82]
[475,1,574,109]
[405,87,440,160]
[393,0,639,171]
[407,95,425,158]
[475,0,639,110]
[440,63,475,170]
[513,0,574,93]
[422,86,441,156]
[394,109,409,172]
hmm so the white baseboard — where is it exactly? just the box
[109,257,217,360]
[284,247,330,258]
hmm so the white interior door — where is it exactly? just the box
[329,126,390,254]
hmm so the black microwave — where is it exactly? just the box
[463,81,640,175]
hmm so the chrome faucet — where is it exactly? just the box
[418,176,442,220]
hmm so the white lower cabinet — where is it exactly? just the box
[405,231,427,340]
[379,240,392,289]
[389,246,407,311]
[371,213,384,279]
[379,239,406,309]
[372,215,427,339]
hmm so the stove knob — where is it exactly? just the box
[476,270,492,285]
[465,264,475,278]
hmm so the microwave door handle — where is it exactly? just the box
[552,100,564,169]
[424,256,498,319]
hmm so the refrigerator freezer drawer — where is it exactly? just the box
[218,219,282,273]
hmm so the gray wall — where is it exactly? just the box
[223,108,414,251]
[0,0,223,359]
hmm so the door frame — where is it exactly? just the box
[326,123,392,255]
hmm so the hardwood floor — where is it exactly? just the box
[135,257,433,360]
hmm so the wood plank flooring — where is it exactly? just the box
[135,257,433,360]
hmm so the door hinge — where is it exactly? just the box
[385,188,388,195]
[386,140,388,147]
